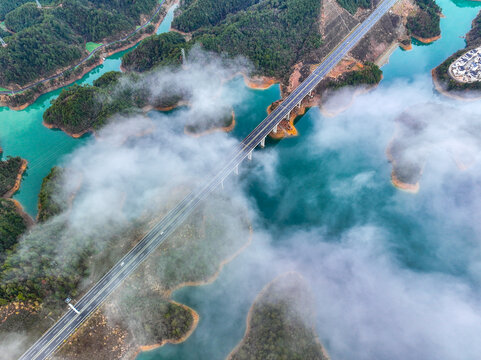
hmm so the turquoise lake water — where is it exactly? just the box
[139,0,481,359]
[1,0,480,358]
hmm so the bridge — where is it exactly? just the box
[18,0,398,358]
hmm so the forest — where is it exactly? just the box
[43,71,150,134]
[172,0,261,33]
[0,0,55,20]
[335,0,371,14]
[37,166,65,223]
[123,0,322,80]
[122,32,187,72]
[229,274,328,360]
[406,0,441,39]
[0,0,158,87]
[326,62,383,89]
[0,199,27,265]
[0,156,24,196]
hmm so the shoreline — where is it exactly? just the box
[10,198,35,227]
[0,1,175,111]
[225,272,303,360]
[386,143,420,194]
[412,34,441,44]
[125,226,253,360]
[390,172,420,193]
[129,301,200,359]
[376,42,401,67]
[431,68,481,101]
[2,159,28,198]
[164,226,253,298]
[42,120,93,139]
[226,272,330,360]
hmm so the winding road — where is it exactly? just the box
[18,0,399,358]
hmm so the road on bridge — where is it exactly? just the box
[18,0,398,358]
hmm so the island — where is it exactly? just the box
[227,272,329,360]
[386,102,480,192]
[405,0,442,43]
[43,70,236,137]
[433,10,481,99]
[0,0,174,110]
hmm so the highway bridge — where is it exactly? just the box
[19,0,398,358]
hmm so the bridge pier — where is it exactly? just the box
[273,124,278,134]
[260,137,266,148]
[234,164,239,176]
[248,151,253,161]
[297,101,302,108]
[308,90,313,97]
[221,179,224,190]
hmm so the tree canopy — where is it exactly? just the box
[0,156,24,196]
[0,0,158,87]
[406,0,441,39]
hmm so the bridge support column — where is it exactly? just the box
[308,90,313,97]
[297,101,302,108]
[234,164,239,176]
[248,151,253,161]
[260,137,266,148]
[273,124,278,134]
[221,179,224,190]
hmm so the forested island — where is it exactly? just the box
[433,10,481,98]
[227,273,329,360]
[43,70,234,136]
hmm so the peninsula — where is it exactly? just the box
[433,10,481,99]
[227,272,329,360]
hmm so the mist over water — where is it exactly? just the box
[2,0,481,359]
[141,0,481,358]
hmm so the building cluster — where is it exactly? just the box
[449,48,481,83]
